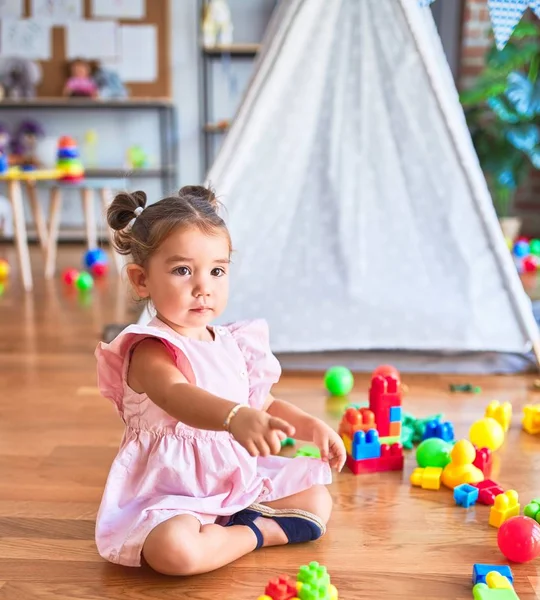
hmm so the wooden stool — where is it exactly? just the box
[43,179,127,279]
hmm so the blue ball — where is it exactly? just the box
[84,248,108,268]
[513,240,530,258]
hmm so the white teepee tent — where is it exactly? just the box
[140,0,540,372]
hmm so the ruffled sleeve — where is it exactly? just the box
[94,324,183,418]
[226,319,282,410]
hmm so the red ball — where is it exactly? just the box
[91,263,108,277]
[62,268,79,285]
[498,516,540,563]
[523,256,539,273]
[372,364,400,383]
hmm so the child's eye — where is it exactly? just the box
[172,266,191,276]
[212,267,226,277]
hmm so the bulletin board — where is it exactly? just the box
[16,0,171,99]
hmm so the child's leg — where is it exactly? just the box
[142,514,258,576]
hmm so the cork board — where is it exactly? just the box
[21,0,170,99]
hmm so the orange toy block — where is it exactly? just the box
[485,401,512,433]
[389,421,401,437]
[489,490,520,528]
[523,404,540,435]
[338,407,376,439]
[410,467,443,490]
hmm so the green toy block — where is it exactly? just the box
[298,562,330,593]
[401,425,414,449]
[524,498,540,522]
[472,583,518,599]
[295,446,321,458]
[449,383,482,393]
[380,435,401,445]
[280,437,296,448]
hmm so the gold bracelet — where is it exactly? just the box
[223,404,247,432]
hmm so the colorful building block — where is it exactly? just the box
[410,466,443,490]
[295,446,321,459]
[472,584,519,599]
[485,401,512,432]
[473,564,514,586]
[472,480,504,505]
[473,446,493,476]
[454,483,479,507]
[369,374,400,437]
[352,429,381,460]
[264,575,298,600]
[389,406,402,422]
[380,435,400,445]
[524,498,540,523]
[489,491,520,528]
[341,434,352,456]
[523,404,540,435]
[346,443,403,475]
[389,421,401,437]
[422,418,455,442]
[338,407,376,439]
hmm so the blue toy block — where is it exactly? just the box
[454,483,479,508]
[352,429,381,460]
[389,406,402,422]
[422,418,455,442]
[473,564,514,586]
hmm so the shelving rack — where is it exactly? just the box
[0,98,178,195]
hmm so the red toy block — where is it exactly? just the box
[346,443,404,474]
[472,479,504,505]
[473,446,493,477]
[338,407,376,439]
[369,375,401,437]
[264,575,297,600]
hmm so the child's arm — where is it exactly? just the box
[129,338,294,456]
[264,394,346,471]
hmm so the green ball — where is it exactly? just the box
[531,239,540,257]
[324,366,354,396]
[75,271,94,291]
[416,438,452,469]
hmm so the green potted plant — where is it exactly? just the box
[460,20,540,239]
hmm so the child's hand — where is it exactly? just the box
[311,421,346,471]
[229,407,295,458]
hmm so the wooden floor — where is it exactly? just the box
[1,244,540,600]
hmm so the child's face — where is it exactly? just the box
[131,226,230,333]
[73,62,89,78]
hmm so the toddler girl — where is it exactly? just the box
[95,186,346,576]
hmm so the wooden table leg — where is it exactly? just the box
[81,187,97,250]
[25,181,48,254]
[45,187,62,279]
[8,180,33,292]
[99,187,124,274]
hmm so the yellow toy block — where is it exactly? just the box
[486,571,514,590]
[489,490,520,528]
[485,401,512,432]
[523,404,540,435]
[341,434,352,456]
[410,467,443,490]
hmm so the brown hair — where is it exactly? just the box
[107,185,231,265]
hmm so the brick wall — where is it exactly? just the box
[459,0,540,235]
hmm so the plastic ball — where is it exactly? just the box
[513,240,530,258]
[91,262,108,277]
[324,366,354,396]
[62,268,79,285]
[416,438,452,468]
[75,271,94,291]
[469,417,505,451]
[498,516,540,563]
[530,239,540,257]
[0,258,10,280]
[372,364,400,383]
[83,248,108,269]
[523,255,539,273]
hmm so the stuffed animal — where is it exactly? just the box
[202,0,234,47]
[64,59,98,98]
[93,66,128,99]
[0,57,41,99]
[10,120,45,168]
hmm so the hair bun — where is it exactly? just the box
[179,185,218,211]
[107,190,147,232]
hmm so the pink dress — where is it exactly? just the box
[94,317,332,567]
